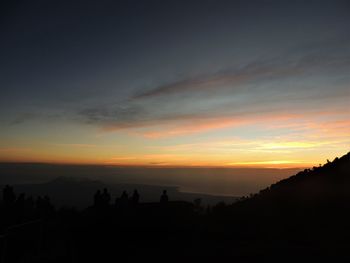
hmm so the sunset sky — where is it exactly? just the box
[1,0,349,168]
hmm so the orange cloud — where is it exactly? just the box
[226,160,310,168]
[141,118,249,138]
[135,112,307,139]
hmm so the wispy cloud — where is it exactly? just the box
[51,143,97,148]
[134,112,310,138]
[226,160,308,168]
[132,42,350,100]
[0,147,32,152]
[75,38,350,139]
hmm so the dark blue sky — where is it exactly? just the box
[0,0,349,166]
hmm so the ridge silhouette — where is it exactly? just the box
[234,151,350,208]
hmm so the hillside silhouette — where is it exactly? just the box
[235,151,350,209]
[1,152,350,262]
[209,152,350,261]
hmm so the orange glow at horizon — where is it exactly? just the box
[0,110,349,169]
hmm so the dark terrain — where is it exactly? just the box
[0,176,238,208]
[1,152,350,262]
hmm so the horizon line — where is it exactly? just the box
[0,160,308,170]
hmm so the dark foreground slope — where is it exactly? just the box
[214,152,350,260]
[232,151,350,220]
[245,151,350,205]
[1,152,350,262]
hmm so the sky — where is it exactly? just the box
[0,0,349,168]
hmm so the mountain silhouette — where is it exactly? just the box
[202,152,350,262]
[236,151,350,209]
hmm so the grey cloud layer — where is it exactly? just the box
[77,40,350,131]
[133,41,350,100]
[6,37,349,131]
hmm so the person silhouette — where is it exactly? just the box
[119,191,129,208]
[121,191,128,200]
[25,195,35,217]
[36,196,43,209]
[160,190,169,203]
[102,188,111,206]
[131,189,140,205]
[42,195,54,216]
[94,190,102,207]
[15,193,26,210]
[3,185,16,207]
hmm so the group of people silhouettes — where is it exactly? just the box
[115,190,139,207]
[93,188,169,208]
[93,188,111,208]
[1,185,54,223]
[2,184,171,225]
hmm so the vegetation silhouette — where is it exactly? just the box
[1,152,350,262]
